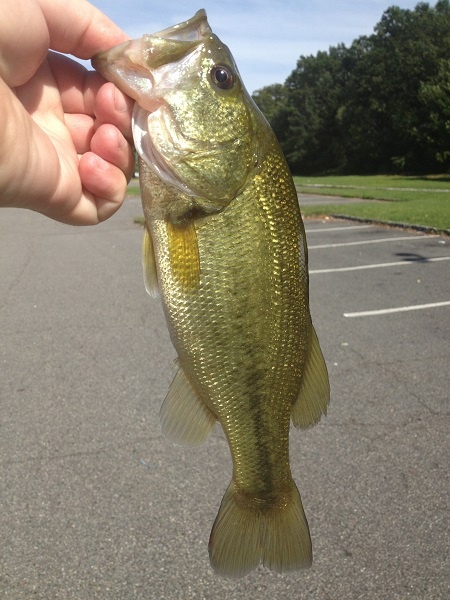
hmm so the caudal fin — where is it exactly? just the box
[208,480,312,578]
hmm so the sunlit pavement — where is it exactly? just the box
[1,200,448,599]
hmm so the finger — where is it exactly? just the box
[15,57,64,122]
[75,153,128,224]
[90,124,134,180]
[47,52,102,117]
[63,114,95,154]
[38,0,130,58]
[94,82,134,142]
[61,115,133,175]
[0,76,75,211]
[47,54,133,142]
[0,0,49,87]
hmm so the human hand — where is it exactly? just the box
[0,0,135,225]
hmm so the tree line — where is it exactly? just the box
[252,1,450,175]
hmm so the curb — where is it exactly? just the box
[330,214,450,237]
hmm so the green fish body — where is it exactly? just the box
[92,10,330,578]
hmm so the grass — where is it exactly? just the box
[294,175,450,232]
[125,183,141,197]
[294,174,450,191]
[127,175,450,232]
[301,198,449,231]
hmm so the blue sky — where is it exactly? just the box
[90,0,424,93]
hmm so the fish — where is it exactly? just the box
[92,9,330,578]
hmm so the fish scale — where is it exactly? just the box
[92,9,330,578]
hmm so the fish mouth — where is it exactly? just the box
[93,10,247,202]
[150,9,211,43]
[91,10,213,194]
[91,10,211,110]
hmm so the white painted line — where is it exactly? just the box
[305,225,373,233]
[344,301,450,318]
[309,235,436,249]
[310,256,450,274]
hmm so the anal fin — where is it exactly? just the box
[291,325,330,429]
[160,362,216,447]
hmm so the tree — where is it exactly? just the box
[347,0,450,172]
[252,84,291,148]
[253,1,450,174]
[282,46,351,174]
[419,58,450,168]
[252,84,287,124]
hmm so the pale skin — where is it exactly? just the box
[0,0,135,225]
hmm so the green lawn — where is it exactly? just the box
[127,175,450,232]
[294,174,450,191]
[125,179,141,196]
[294,175,450,232]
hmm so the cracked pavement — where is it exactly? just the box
[1,201,449,599]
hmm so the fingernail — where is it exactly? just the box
[114,87,128,112]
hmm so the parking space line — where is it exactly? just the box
[305,225,372,233]
[309,235,437,249]
[310,256,450,274]
[344,301,450,318]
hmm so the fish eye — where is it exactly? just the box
[210,65,235,90]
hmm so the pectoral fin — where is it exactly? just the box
[166,221,200,294]
[142,225,159,297]
[291,325,330,429]
[160,362,216,446]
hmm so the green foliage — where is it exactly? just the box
[251,84,291,146]
[251,84,287,123]
[252,1,450,175]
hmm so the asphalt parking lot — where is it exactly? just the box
[1,198,448,599]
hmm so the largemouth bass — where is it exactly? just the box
[92,9,330,578]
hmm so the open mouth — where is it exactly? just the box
[93,10,216,198]
[92,10,211,108]
[150,9,211,43]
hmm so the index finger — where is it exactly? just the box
[38,0,130,58]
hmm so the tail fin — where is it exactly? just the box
[208,479,312,578]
